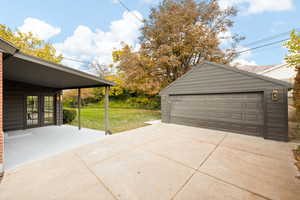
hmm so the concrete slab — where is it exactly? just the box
[0,152,115,200]
[221,133,297,161]
[90,149,195,200]
[161,124,227,145]
[142,137,216,169]
[174,172,265,200]
[74,124,163,166]
[1,123,299,200]
[199,146,300,200]
[144,120,161,125]
[4,125,105,170]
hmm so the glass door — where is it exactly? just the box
[44,96,55,125]
[26,96,39,127]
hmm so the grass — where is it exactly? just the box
[67,103,161,133]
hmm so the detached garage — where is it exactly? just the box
[160,61,292,141]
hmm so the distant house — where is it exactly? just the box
[236,64,296,103]
[236,64,296,84]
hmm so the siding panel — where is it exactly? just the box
[3,80,62,131]
[160,62,289,141]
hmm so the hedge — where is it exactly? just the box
[63,109,77,124]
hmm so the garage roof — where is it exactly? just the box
[160,61,293,95]
[0,38,115,89]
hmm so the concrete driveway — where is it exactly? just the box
[0,123,299,200]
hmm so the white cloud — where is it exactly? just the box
[219,0,294,14]
[218,30,233,47]
[231,46,257,66]
[141,0,159,4]
[54,11,143,70]
[19,18,61,40]
[232,58,257,66]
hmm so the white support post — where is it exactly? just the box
[77,88,81,130]
[104,86,110,135]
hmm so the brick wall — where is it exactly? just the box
[0,52,3,175]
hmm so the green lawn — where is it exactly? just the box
[68,105,161,133]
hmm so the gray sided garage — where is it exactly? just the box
[160,62,292,141]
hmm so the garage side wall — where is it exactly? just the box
[264,88,288,141]
[161,95,171,123]
[160,63,289,141]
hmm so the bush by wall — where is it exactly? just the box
[63,109,77,124]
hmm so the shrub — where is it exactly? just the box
[63,98,77,108]
[63,109,77,124]
[125,96,160,109]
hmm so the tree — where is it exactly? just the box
[0,24,62,63]
[89,63,114,79]
[63,88,95,107]
[284,30,300,127]
[114,0,243,94]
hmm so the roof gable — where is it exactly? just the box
[160,61,292,95]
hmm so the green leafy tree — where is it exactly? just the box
[114,0,243,94]
[284,30,300,129]
[0,24,62,63]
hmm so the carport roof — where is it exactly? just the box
[0,38,115,89]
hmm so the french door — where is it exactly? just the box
[43,96,55,125]
[26,95,55,128]
[26,96,40,127]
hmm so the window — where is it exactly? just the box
[44,96,54,124]
[27,96,39,126]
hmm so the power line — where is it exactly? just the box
[237,38,289,54]
[61,29,294,65]
[114,0,144,22]
[241,28,299,48]
[62,57,93,65]
[62,38,289,65]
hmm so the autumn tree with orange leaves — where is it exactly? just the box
[114,0,243,95]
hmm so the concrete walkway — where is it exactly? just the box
[4,125,105,170]
[0,123,299,200]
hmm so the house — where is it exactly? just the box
[236,64,296,103]
[236,63,296,84]
[0,38,114,175]
[160,61,292,142]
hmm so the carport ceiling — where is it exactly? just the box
[4,52,114,89]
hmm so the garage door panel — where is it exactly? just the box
[170,93,264,137]
[171,116,263,136]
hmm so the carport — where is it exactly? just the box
[160,61,292,141]
[0,38,115,173]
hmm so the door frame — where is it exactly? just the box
[168,90,266,138]
[42,95,56,126]
[24,93,57,129]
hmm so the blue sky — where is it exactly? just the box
[1,0,299,69]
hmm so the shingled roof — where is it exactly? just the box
[234,65,277,73]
